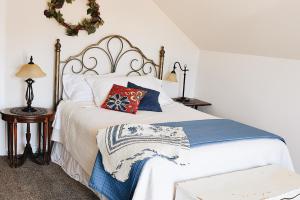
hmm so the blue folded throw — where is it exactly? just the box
[89,119,284,200]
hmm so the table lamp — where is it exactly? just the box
[16,56,46,112]
[166,61,190,102]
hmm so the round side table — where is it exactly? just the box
[0,107,54,168]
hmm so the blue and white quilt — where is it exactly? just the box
[96,124,190,182]
[89,119,284,200]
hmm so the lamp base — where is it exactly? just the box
[10,107,47,116]
[22,106,37,113]
[175,97,190,102]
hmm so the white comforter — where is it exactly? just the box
[52,101,293,200]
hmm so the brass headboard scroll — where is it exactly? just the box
[53,35,165,109]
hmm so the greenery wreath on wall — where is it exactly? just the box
[44,0,104,36]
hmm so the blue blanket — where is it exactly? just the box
[88,119,284,200]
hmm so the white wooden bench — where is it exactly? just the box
[175,165,300,200]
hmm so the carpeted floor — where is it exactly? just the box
[0,157,99,200]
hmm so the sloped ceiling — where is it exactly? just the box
[153,0,300,60]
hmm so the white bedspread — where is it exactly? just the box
[52,101,294,200]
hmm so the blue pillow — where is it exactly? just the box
[127,82,162,112]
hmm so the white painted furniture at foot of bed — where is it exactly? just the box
[175,165,300,200]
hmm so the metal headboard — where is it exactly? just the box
[53,35,165,109]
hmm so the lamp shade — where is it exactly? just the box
[16,56,46,79]
[166,71,178,82]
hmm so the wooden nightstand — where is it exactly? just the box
[0,107,54,168]
[173,98,211,109]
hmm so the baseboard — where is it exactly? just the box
[0,145,39,156]
[0,149,7,156]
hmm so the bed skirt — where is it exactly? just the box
[51,142,107,200]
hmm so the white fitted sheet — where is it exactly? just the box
[51,101,294,200]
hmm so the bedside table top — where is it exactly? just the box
[1,107,54,123]
[173,98,212,107]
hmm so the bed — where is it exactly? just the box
[50,35,294,200]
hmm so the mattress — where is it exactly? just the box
[51,100,294,200]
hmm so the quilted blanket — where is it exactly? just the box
[96,124,190,182]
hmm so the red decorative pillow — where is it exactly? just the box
[101,84,146,114]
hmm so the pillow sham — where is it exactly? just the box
[63,73,121,103]
[86,75,173,106]
[101,84,146,114]
[63,74,95,102]
[127,82,162,112]
[86,76,127,105]
[149,76,173,106]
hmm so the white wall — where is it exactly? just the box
[1,0,199,154]
[0,0,7,155]
[196,50,300,171]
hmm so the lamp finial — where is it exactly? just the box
[29,56,34,64]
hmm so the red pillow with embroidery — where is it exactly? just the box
[101,84,146,114]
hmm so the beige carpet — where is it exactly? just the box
[0,157,98,200]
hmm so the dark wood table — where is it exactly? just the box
[0,108,54,168]
[173,98,212,109]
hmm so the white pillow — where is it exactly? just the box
[86,75,173,106]
[148,76,174,106]
[63,73,121,103]
[131,76,173,106]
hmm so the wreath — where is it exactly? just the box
[44,0,104,36]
